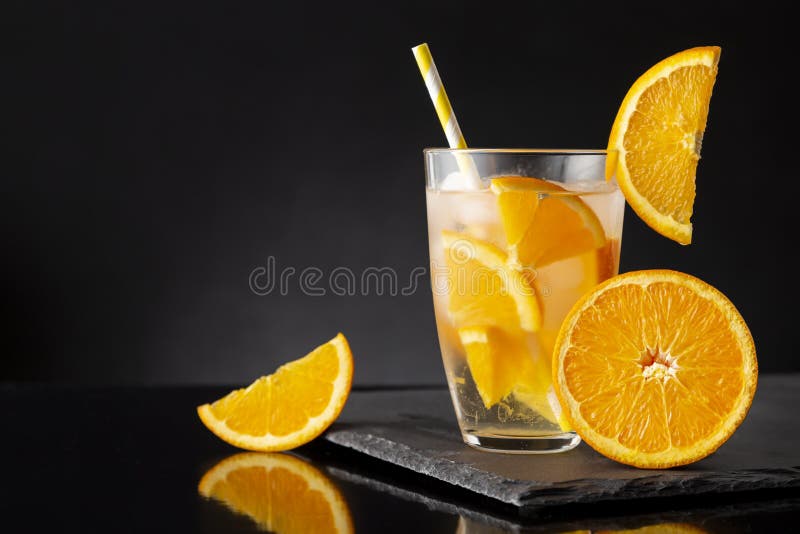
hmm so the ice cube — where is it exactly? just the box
[441,171,483,191]
[454,193,499,228]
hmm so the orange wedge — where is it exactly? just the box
[459,325,565,426]
[483,177,612,421]
[442,230,541,332]
[490,175,612,359]
[458,326,535,409]
[458,326,519,408]
[199,452,353,534]
[197,334,353,451]
[490,177,606,267]
[512,383,566,429]
[553,270,757,468]
[441,231,542,410]
[607,47,721,245]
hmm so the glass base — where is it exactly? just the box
[462,430,581,454]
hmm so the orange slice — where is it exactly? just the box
[459,325,565,427]
[607,47,721,245]
[484,177,612,423]
[533,247,604,357]
[199,452,353,533]
[490,176,612,359]
[458,326,534,409]
[512,383,567,429]
[197,334,353,451]
[442,230,541,332]
[490,176,606,268]
[553,270,757,468]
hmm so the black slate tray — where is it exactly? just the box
[322,374,800,514]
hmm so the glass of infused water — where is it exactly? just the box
[426,149,625,453]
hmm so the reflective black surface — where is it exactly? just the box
[3,384,798,532]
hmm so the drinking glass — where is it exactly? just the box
[425,149,624,453]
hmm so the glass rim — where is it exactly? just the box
[423,148,610,155]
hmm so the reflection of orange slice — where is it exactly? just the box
[199,453,353,534]
[554,270,757,468]
[607,47,720,244]
[598,524,708,534]
[490,177,606,268]
[442,231,541,332]
[197,334,353,451]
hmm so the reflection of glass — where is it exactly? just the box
[426,149,624,453]
[199,453,353,534]
[455,515,516,533]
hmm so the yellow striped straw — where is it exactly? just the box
[412,43,467,149]
[412,43,480,186]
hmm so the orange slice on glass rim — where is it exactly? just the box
[607,46,721,245]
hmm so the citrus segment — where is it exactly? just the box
[607,47,721,244]
[554,270,757,468]
[442,230,541,332]
[513,384,569,429]
[458,326,530,409]
[197,334,353,451]
[490,176,611,362]
[459,325,563,426]
[533,248,603,357]
[490,177,606,267]
[199,452,353,534]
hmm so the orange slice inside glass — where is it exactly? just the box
[490,176,606,268]
[490,176,610,421]
[442,230,541,332]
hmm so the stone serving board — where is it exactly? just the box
[322,374,800,514]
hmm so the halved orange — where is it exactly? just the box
[199,452,353,533]
[197,334,353,451]
[442,230,541,332]
[553,270,757,468]
[607,47,721,245]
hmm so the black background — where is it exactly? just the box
[4,0,797,385]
